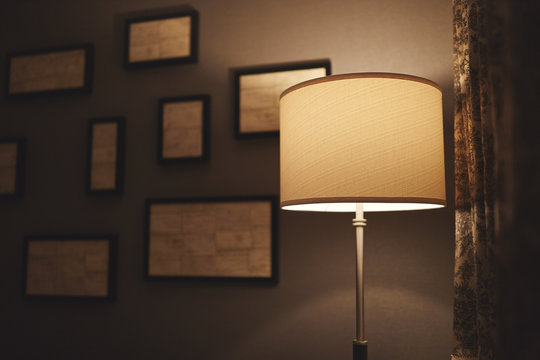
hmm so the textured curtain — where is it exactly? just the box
[452,0,501,359]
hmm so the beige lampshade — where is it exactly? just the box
[280,73,446,212]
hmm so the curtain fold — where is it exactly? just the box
[452,0,500,359]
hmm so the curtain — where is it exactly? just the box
[452,0,501,359]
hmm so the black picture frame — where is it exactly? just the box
[0,137,26,198]
[158,94,210,163]
[86,117,125,194]
[5,43,94,101]
[233,59,331,139]
[124,10,199,69]
[22,234,118,301]
[145,195,279,283]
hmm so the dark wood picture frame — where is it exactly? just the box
[22,234,118,301]
[86,117,125,194]
[5,43,94,100]
[145,195,278,283]
[0,137,26,198]
[233,60,331,139]
[124,10,199,69]
[158,94,210,163]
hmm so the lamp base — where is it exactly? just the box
[353,341,368,360]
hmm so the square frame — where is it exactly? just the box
[124,10,199,69]
[5,44,94,100]
[158,94,210,163]
[86,117,125,194]
[22,234,118,301]
[233,60,331,139]
[0,137,26,198]
[145,195,279,283]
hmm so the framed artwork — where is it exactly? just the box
[86,117,125,194]
[234,60,331,138]
[124,10,199,69]
[0,137,26,198]
[22,235,117,300]
[158,95,210,163]
[145,196,278,282]
[5,44,93,100]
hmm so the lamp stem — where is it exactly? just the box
[353,203,368,360]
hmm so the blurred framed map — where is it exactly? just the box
[0,137,26,198]
[23,235,117,300]
[86,117,125,194]
[145,196,278,282]
[124,10,199,68]
[234,60,330,138]
[158,95,210,163]
[6,44,93,100]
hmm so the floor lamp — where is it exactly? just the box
[279,73,446,360]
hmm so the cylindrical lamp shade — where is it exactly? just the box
[280,73,446,212]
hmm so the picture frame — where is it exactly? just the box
[124,10,199,69]
[145,196,278,282]
[5,44,93,100]
[233,60,331,138]
[0,137,26,198]
[22,235,117,300]
[158,95,210,163]
[86,117,125,194]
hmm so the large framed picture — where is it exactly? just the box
[124,10,199,69]
[145,196,278,282]
[158,95,210,163]
[22,235,117,300]
[234,60,331,138]
[0,137,26,198]
[5,44,93,100]
[86,117,125,194]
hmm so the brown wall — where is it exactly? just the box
[0,0,454,359]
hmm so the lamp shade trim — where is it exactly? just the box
[280,72,442,99]
[280,197,447,208]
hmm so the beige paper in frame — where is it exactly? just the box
[0,142,18,194]
[6,44,93,99]
[162,100,203,159]
[90,122,118,191]
[129,16,191,63]
[146,197,277,281]
[24,237,115,298]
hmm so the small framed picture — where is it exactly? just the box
[0,137,26,198]
[22,235,117,300]
[124,10,199,69]
[145,196,278,282]
[86,117,125,194]
[5,44,93,100]
[234,60,331,138]
[158,95,210,163]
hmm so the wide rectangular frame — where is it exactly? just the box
[158,94,210,163]
[124,10,199,69]
[5,43,94,100]
[86,117,125,194]
[22,234,118,301]
[145,195,279,283]
[0,137,26,198]
[233,60,331,139]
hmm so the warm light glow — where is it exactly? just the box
[279,73,446,213]
[282,202,445,212]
